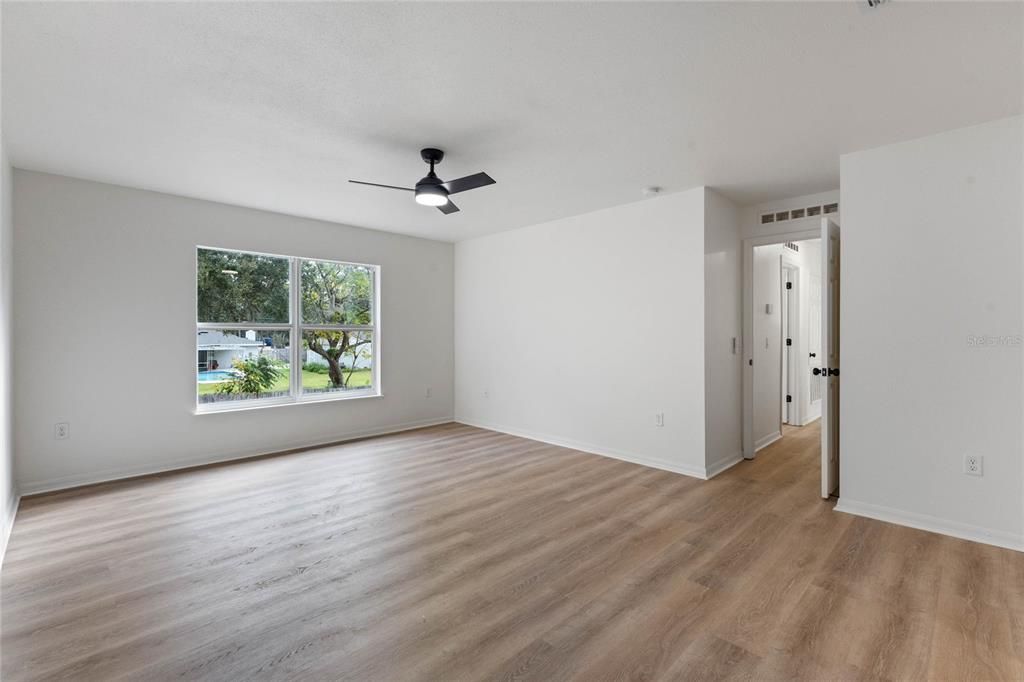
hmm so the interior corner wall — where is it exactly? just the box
[0,130,16,563]
[12,171,455,494]
[839,116,1023,549]
[703,189,743,475]
[455,187,708,478]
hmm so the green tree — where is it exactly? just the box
[217,356,283,398]
[302,261,373,388]
[197,249,289,323]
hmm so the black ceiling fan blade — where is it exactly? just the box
[442,172,495,195]
[438,200,460,215]
[349,180,414,192]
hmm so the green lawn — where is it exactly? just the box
[197,368,372,396]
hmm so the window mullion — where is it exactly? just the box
[197,322,292,331]
[291,257,301,400]
[298,324,374,332]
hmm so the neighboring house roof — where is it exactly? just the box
[197,330,264,349]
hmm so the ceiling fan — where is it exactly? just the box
[349,148,495,215]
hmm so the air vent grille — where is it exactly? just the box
[760,202,837,226]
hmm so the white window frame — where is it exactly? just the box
[196,246,382,413]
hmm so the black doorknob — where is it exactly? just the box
[813,367,822,376]
[828,368,840,377]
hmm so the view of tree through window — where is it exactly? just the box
[301,261,374,395]
[197,249,289,323]
[196,248,377,408]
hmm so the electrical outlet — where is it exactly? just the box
[655,413,665,427]
[425,387,432,398]
[964,454,983,477]
[483,389,489,399]
[55,422,70,440]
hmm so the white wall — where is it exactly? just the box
[839,116,1023,549]
[13,171,454,493]
[0,0,16,558]
[0,118,16,563]
[704,189,743,475]
[455,188,709,478]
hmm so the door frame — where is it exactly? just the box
[780,259,801,426]
[742,227,819,459]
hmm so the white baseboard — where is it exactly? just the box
[798,414,821,427]
[455,418,709,480]
[19,417,454,496]
[1,491,21,571]
[705,452,744,479]
[755,431,782,452]
[835,498,1023,553]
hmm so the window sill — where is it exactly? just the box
[194,390,382,415]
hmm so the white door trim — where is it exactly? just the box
[780,260,802,427]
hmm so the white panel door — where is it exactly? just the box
[821,218,840,498]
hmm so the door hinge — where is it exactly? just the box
[786,395,792,403]
[786,338,792,346]
[786,282,793,290]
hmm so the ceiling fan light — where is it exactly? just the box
[415,184,448,206]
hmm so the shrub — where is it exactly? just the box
[303,362,347,374]
[218,356,282,398]
[302,362,330,374]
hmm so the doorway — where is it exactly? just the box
[742,219,840,499]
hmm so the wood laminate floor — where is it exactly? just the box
[2,422,1022,681]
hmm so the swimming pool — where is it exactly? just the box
[197,370,238,383]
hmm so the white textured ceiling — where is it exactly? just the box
[3,2,1021,241]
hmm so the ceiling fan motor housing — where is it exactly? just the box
[420,148,445,165]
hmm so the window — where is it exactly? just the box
[196,247,379,410]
